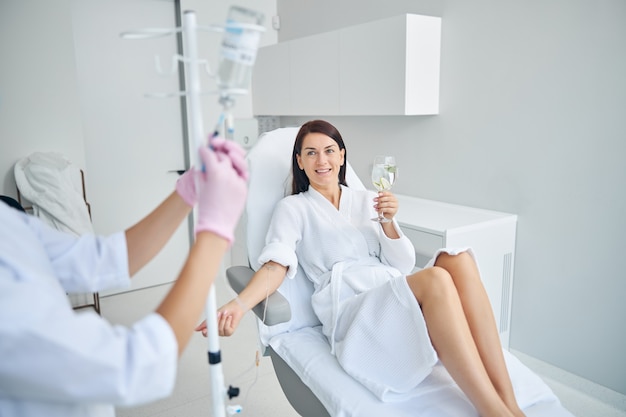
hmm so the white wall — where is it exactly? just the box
[74,0,194,294]
[1,0,276,293]
[0,0,86,193]
[0,0,191,294]
[277,0,626,396]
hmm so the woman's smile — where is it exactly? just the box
[296,132,345,191]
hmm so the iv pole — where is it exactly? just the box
[121,9,264,417]
[181,11,227,417]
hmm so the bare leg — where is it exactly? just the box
[434,252,524,417]
[407,266,516,417]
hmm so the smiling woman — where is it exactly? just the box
[195,120,538,417]
[295,133,346,208]
[290,121,349,196]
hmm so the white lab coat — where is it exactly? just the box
[0,203,178,417]
[258,186,439,401]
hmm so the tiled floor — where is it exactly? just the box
[100,279,626,417]
[101,278,299,417]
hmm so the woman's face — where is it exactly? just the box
[296,132,345,192]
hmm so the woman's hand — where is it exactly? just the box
[217,298,248,336]
[194,319,209,337]
[374,191,400,239]
[195,297,248,337]
[374,191,398,221]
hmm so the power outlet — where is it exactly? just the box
[257,116,281,134]
[233,118,259,150]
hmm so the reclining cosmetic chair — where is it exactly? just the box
[226,127,574,417]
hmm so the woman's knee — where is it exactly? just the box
[435,251,480,287]
[435,251,474,269]
[407,266,455,302]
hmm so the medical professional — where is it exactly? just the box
[0,138,247,417]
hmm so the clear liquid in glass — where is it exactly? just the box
[371,156,396,223]
[371,163,396,191]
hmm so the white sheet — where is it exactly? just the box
[14,152,93,236]
[269,326,575,417]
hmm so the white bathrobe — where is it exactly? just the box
[258,185,439,401]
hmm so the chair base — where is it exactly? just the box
[269,346,330,417]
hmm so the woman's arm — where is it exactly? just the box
[236,261,288,311]
[375,191,400,239]
[375,191,416,273]
[156,231,229,355]
[381,217,400,239]
[157,140,248,355]
[195,261,288,337]
[125,192,192,277]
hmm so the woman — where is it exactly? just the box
[0,139,248,417]
[206,121,525,417]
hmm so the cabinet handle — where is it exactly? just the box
[168,170,187,176]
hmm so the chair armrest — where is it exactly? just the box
[226,265,291,326]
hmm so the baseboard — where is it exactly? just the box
[511,349,626,413]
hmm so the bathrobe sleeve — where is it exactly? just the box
[257,196,302,279]
[377,219,416,275]
[351,188,415,275]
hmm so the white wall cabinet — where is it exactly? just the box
[395,195,517,349]
[252,14,441,116]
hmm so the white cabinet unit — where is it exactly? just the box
[395,195,517,349]
[252,14,441,116]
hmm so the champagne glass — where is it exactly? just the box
[371,155,397,223]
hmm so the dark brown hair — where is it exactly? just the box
[291,120,348,195]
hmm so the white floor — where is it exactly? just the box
[100,279,626,417]
[102,277,299,417]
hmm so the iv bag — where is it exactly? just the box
[217,6,264,92]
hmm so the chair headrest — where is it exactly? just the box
[245,127,299,270]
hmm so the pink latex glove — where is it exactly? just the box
[175,168,196,207]
[175,137,247,206]
[195,138,248,244]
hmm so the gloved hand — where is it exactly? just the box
[175,168,197,207]
[195,137,248,244]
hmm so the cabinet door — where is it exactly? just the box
[339,15,408,115]
[253,42,292,115]
[445,223,516,348]
[399,224,444,268]
[290,32,340,115]
[251,14,440,116]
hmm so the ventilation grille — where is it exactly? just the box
[500,252,513,333]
